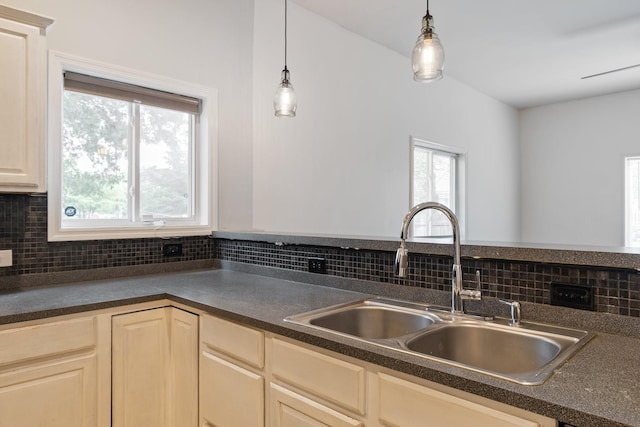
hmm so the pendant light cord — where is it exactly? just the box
[284,0,288,68]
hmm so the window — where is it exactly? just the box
[48,52,217,241]
[625,157,640,247]
[410,137,466,238]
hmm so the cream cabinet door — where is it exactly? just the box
[168,308,199,427]
[112,307,198,427]
[0,354,97,427]
[200,350,264,427]
[199,314,265,427]
[270,384,363,427]
[0,6,52,192]
[0,315,98,427]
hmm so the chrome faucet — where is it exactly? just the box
[394,202,480,314]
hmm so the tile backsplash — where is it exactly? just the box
[2,193,639,318]
[0,194,213,278]
[214,238,640,318]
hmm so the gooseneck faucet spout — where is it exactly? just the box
[395,202,472,314]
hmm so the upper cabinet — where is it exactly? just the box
[0,5,53,193]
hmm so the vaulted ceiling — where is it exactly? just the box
[290,0,640,108]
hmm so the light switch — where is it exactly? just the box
[0,250,12,267]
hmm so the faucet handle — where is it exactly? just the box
[460,288,482,300]
[499,299,521,327]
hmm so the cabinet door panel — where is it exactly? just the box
[0,354,97,427]
[0,14,46,191]
[169,308,199,427]
[112,307,198,427]
[112,308,170,427]
[200,351,264,427]
[270,384,363,427]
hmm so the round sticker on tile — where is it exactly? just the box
[64,206,77,217]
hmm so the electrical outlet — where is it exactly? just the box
[0,250,12,267]
[308,257,326,274]
[550,282,594,311]
[163,243,183,257]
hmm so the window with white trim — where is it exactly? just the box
[410,137,466,238]
[48,52,217,241]
[625,157,640,247]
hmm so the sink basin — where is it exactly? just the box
[309,305,435,339]
[286,298,438,339]
[285,298,594,385]
[404,322,583,383]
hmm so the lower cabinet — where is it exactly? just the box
[0,306,558,427]
[268,337,556,427]
[199,314,265,427]
[112,307,198,427]
[0,316,98,427]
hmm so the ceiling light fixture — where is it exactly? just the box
[274,0,297,117]
[412,0,445,82]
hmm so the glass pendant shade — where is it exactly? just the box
[274,67,297,117]
[274,0,296,117]
[412,14,444,82]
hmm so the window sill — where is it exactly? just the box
[47,225,214,242]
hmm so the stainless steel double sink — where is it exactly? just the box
[285,297,594,385]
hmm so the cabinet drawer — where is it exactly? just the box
[201,314,264,368]
[271,339,366,415]
[377,373,548,427]
[0,316,96,367]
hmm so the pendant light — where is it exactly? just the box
[412,0,445,82]
[274,0,297,117]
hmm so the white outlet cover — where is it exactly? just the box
[0,250,12,267]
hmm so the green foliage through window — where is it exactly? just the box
[62,91,194,222]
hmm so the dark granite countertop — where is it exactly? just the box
[0,267,637,427]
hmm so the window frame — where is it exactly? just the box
[48,51,218,241]
[409,136,467,239]
[625,156,640,247]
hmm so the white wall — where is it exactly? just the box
[520,89,640,246]
[12,0,522,240]
[252,0,520,240]
[6,0,255,230]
